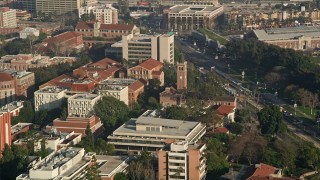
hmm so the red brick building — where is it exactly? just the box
[75,21,138,40]
[128,79,146,108]
[46,115,103,137]
[127,58,164,86]
[0,112,11,153]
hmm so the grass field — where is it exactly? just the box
[198,28,229,45]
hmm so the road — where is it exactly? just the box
[176,38,320,149]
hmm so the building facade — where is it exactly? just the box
[97,79,130,105]
[177,61,187,90]
[127,58,164,86]
[67,94,100,117]
[0,7,17,28]
[0,112,11,153]
[78,4,118,24]
[43,31,84,54]
[20,27,40,39]
[122,33,175,63]
[34,86,67,111]
[35,0,84,15]
[158,141,207,180]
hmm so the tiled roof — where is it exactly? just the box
[0,73,13,81]
[89,58,121,69]
[137,58,163,70]
[246,163,276,180]
[214,127,229,133]
[151,70,163,76]
[128,79,145,91]
[44,31,82,44]
[75,21,94,30]
[40,74,74,89]
[216,105,235,116]
[76,21,135,31]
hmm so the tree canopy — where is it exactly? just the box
[258,105,286,135]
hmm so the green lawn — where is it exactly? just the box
[198,28,229,45]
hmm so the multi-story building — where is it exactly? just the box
[16,10,31,21]
[34,86,67,111]
[0,7,17,28]
[127,58,165,85]
[35,0,84,15]
[122,33,175,63]
[128,79,145,108]
[158,141,207,180]
[15,0,36,12]
[78,4,118,24]
[108,116,206,152]
[0,54,77,71]
[75,21,138,40]
[97,78,132,105]
[67,93,100,117]
[251,26,320,50]
[19,27,40,39]
[0,70,35,105]
[164,5,223,31]
[0,112,11,153]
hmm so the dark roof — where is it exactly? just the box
[76,21,135,31]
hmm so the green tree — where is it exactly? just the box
[93,96,129,128]
[12,101,34,125]
[297,142,320,169]
[206,138,229,178]
[38,32,48,42]
[258,105,286,136]
[114,172,127,180]
[227,122,243,135]
[86,156,101,180]
[96,138,114,155]
[161,106,188,120]
[83,123,95,151]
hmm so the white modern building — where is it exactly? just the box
[108,116,206,152]
[34,86,67,111]
[20,27,40,39]
[122,33,175,63]
[78,4,118,24]
[67,93,100,117]
[97,78,135,106]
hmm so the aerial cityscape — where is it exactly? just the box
[0,0,319,179]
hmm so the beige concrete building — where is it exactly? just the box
[97,78,131,105]
[67,93,100,117]
[0,7,17,28]
[158,141,207,180]
[78,4,118,24]
[108,116,206,152]
[34,86,67,111]
[35,0,84,15]
[122,32,175,63]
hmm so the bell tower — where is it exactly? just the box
[177,55,187,90]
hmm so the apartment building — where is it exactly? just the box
[67,93,100,117]
[158,141,207,180]
[97,78,131,105]
[0,70,35,105]
[0,112,11,153]
[108,116,206,152]
[0,7,17,28]
[122,33,175,63]
[34,86,67,111]
[35,0,84,15]
[75,21,138,39]
[127,58,164,85]
[78,4,118,24]
[252,26,320,50]
[164,5,223,31]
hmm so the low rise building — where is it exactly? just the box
[212,96,237,107]
[160,87,186,107]
[34,86,67,111]
[16,10,31,21]
[158,141,207,180]
[122,33,174,63]
[0,7,17,28]
[216,104,236,124]
[244,163,285,180]
[17,21,60,35]
[75,21,138,40]
[67,93,100,117]
[0,101,24,116]
[127,58,164,85]
[108,116,206,152]
[45,115,103,136]
[11,122,32,141]
[128,79,145,108]
[19,27,40,39]
[78,4,118,24]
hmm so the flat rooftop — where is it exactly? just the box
[35,86,67,93]
[169,5,221,15]
[69,93,99,100]
[96,155,128,176]
[11,122,32,134]
[112,117,204,138]
[253,26,320,41]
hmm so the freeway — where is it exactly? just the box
[176,38,320,148]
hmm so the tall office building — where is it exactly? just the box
[15,0,36,12]
[158,141,207,180]
[0,7,17,28]
[122,32,175,64]
[0,112,12,153]
[36,0,85,15]
[177,61,187,90]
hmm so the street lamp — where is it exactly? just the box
[294,103,297,115]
